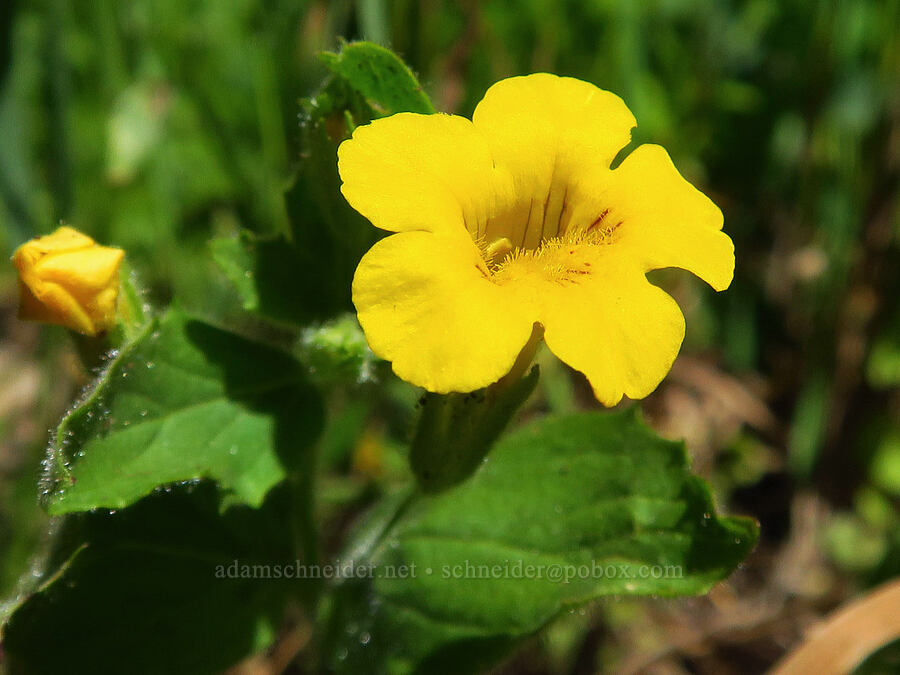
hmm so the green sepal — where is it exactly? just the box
[410,366,540,492]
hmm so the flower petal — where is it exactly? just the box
[23,226,95,254]
[12,228,124,336]
[472,73,636,180]
[353,230,534,393]
[607,144,734,291]
[539,257,686,406]
[17,279,95,334]
[35,247,125,300]
[473,73,636,171]
[471,74,636,250]
[338,113,513,235]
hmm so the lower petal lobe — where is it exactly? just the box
[538,256,687,406]
[352,230,535,393]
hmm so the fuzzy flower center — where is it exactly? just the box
[469,182,625,283]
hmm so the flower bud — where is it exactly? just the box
[12,226,125,336]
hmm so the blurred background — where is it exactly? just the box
[1,0,899,672]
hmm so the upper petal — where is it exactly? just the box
[471,74,636,250]
[338,113,514,235]
[352,230,534,393]
[472,74,635,184]
[21,226,95,255]
[35,247,125,299]
[606,144,734,291]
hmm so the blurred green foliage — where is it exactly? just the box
[1,0,899,672]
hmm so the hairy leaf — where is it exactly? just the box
[321,410,758,673]
[43,309,322,514]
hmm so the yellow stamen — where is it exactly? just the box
[484,237,514,265]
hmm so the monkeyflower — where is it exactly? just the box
[338,74,733,406]
[12,226,124,336]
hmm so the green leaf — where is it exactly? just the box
[210,233,348,326]
[321,410,758,673]
[209,234,258,311]
[42,308,322,515]
[214,43,436,327]
[2,484,296,675]
[320,41,435,116]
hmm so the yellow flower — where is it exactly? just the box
[12,226,124,336]
[338,74,734,406]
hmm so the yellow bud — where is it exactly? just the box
[11,226,125,336]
